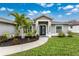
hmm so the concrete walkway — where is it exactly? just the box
[0,37,48,56]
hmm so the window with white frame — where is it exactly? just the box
[70,26,73,29]
[56,26,62,33]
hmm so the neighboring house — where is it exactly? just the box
[0,14,79,37]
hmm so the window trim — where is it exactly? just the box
[55,25,63,33]
[70,26,73,29]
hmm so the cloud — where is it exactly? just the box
[0,7,14,12]
[58,15,62,17]
[64,5,79,15]
[58,7,62,10]
[46,4,54,7]
[0,7,6,11]
[41,10,51,14]
[27,10,32,13]
[71,8,79,12]
[38,3,54,7]
[27,10,38,16]
[33,10,38,14]
[27,10,51,19]
[65,7,79,15]
[39,3,46,7]
[66,12,72,15]
[27,10,51,16]
[28,13,33,16]
[63,5,74,10]
[76,5,79,8]
[7,8,14,12]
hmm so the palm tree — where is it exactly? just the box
[10,12,28,39]
[24,19,33,33]
[10,12,33,38]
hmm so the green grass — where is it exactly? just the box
[10,35,79,56]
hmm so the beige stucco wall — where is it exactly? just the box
[48,24,69,36]
[0,23,16,35]
[50,25,56,33]
[62,25,69,34]
[68,25,79,33]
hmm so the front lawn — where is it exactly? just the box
[10,35,79,56]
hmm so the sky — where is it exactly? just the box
[0,3,79,21]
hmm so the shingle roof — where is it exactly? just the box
[33,14,69,25]
[65,20,79,25]
[0,16,79,26]
[0,17,15,25]
[52,21,69,25]
[33,14,54,21]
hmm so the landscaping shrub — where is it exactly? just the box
[58,32,65,37]
[12,37,20,45]
[0,36,7,43]
[26,31,33,36]
[67,31,73,37]
[0,32,9,43]
[25,30,39,42]
[36,34,39,39]
[26,30,37,36]
[3,32,9,38]
[32,29,37,36]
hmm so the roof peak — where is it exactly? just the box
[33,14,54,20]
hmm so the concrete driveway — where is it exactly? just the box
[0,37,48,56]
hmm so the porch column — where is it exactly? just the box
[36,21,39,35]
[48,21,51,37]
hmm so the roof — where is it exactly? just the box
[0,17,15,25]
[33,14,54,21]
[33,14,69,25]
[65,20,79,26]
[0,16,79,26]
[52,21,69,25]
[33,14,79,25]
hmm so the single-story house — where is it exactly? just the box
[0,14,79,37]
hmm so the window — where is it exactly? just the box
[70,26,73,29]
[56,26,62,33]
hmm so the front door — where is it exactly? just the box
[39,25,46,35]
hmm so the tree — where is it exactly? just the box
[10,12,33,38]
[10,12,27,39]
[24,19,33,33]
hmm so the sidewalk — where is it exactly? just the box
[0,37,48,56]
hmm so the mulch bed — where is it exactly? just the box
[0,36,39,47]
